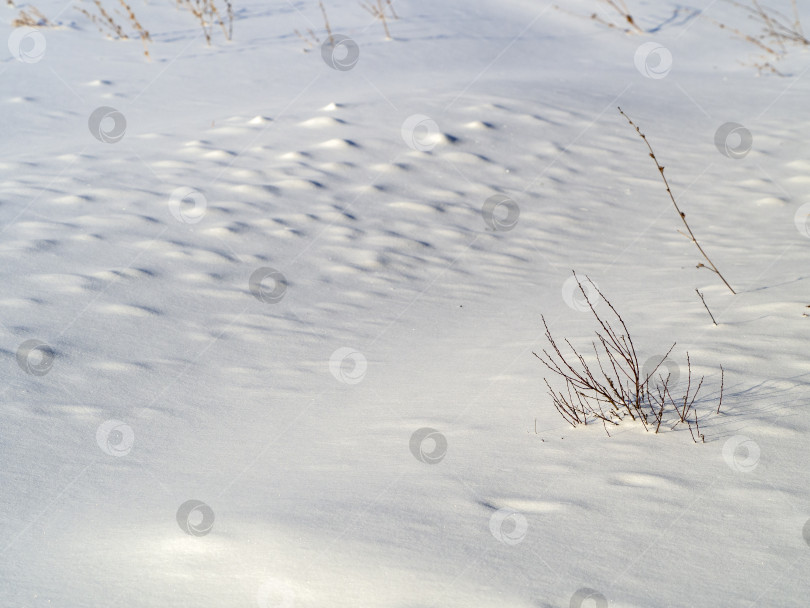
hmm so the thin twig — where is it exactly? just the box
[716,365,724,414]
[696,288,718,325]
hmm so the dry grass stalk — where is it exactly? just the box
[534,273,721,441]
[554,0,644,34]
[12,5,51,26]
[76,0,151,57]
[176,0,233,45]
[119,0,151,58]
[294,27,320,52]
[750,60,787,76]
[319,0,333,46]
[702,14,779,55]
[222,0,233,40]
[618,107,736,295]
[76,0,127,39]
[360,0,398,39]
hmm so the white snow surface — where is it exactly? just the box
[2,0,810,606]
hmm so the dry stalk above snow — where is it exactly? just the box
[76,0,152,58]
[619,107,736,295]
[712,1,807,51]
[175,0,233,45]
[360,0,398,40]
[554,0,645,34]
[12,4,52,26]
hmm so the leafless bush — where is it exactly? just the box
[725,0,807,47]
[703,1,807,73]
[558,1,803,74]
[534,273,723,441]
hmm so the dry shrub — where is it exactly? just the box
[534,273,724,442]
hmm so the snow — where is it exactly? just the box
[2,0,810,606]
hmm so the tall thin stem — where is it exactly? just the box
[619,107,736,295]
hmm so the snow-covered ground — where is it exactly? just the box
[2,1,810,606]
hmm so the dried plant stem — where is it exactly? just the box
[361,0,394,39]
[175,0,233,45]
[222,0,233,40]
[76,0,152,57]
[702,14,779,55]
[12,5,51,27]
[695,289,718,325]
[80,0,128,38]
[791,0,803,37]
[207,0,231,41]
[118,0,151,58]
[716,365,725,414]
[619,107,736,295]
[600,0,644,34]
[319,0,334,46]
[295,27,320,52]
[693,406,704,443]
[552,3,643,35]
